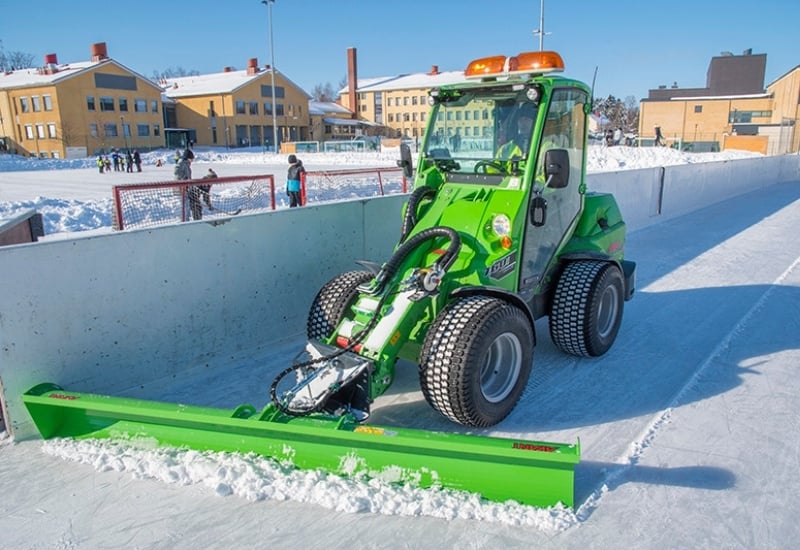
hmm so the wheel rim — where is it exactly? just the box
[479,332,522,403]
[597,283,620,339]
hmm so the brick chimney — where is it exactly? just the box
[347,47,358,119]
[247,57,259,75]
[43,53,59,74]
[91,42,108,62]
[429,65,439,75]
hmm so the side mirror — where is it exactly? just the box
[543,149,570,189]
[397,143,414,179]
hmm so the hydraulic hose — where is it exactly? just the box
[400,186,437,242]
[373,226,461,293]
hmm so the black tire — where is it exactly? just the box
[549,260,624,357]
[419,296,533,427]
[307,270,373,340]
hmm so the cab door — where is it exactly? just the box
[518,87,588,311]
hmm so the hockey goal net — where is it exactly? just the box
[112,174,276,230]
[301,167,408,205]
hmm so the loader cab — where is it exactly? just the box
[519,86,589,310]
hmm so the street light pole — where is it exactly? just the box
[262,0,279,153]
[120,115,129,150]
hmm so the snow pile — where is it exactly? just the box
[42,437,578,532]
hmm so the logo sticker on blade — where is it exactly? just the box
[354,426,398,437]
[485,251,517,280]
[513,442,558,452]
[49,393,79,400]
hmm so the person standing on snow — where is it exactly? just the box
[286,154,305,208]
[174,149,200,220]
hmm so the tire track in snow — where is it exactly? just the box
[575,252,800,521]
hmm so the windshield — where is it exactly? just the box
[422,87,540,176]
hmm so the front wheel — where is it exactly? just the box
[419,296,533,427]
[307,270,373,340]
[549,261,624,357]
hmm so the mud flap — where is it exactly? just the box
[22,383,579,508]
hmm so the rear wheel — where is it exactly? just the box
[419,296,533,427]
[307,270,373,340]
[549,260,624,357]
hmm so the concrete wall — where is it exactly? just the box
[1,196,405,438]
[2,154,798,438]
[586,154,799,232]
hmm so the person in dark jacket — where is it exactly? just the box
[132,150,142,172]
[286,154,305,207]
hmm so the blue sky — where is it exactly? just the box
[3,0,797,101]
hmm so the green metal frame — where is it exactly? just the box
[23,383,579,508]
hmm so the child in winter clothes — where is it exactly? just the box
[286,154,305,207]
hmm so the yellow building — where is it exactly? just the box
[339,67,467,140]
[639,50,798,154]
[163,58,311,151]
[0,43,163,158]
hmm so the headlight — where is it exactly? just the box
[492,214,511,236]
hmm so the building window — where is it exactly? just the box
[100,96,115,111]
[264,102,273,115]
[43,94,53,111]
[388,114,394,123]
[249,101,259,115]
[137,124,150,137]
[134,99,147,112]
[151,99,158,113]
[90,123,99,138]
[403,97,408,106]
[275,103,284,116]
[387,98,393,107]
[47,123,57,138]
[32,96,41,112]
[24,124,34,139]
[694,105,702,113]
[154,124,160,136]
[119,97,129,112]
[235,100,246,114]
[103,122,118,137]
[20,97,30,113]
[412,96,418,105]
[87,96,96,111]
[36,123,45,139]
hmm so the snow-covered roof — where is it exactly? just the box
[163,68,311,99]
[309,100,351,116]
[0,59,162,93]
[322,117,379,127]
[337,70,467,95]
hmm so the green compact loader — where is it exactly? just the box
[24,50,635,509]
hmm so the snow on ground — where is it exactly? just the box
[2,144,797,548]
[0,145,761,235]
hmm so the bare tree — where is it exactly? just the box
[593,94,638,132]
[151,67,201,81]
[0,40,35,71]
[311,82,337,102]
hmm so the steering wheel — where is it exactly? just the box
[474,160,506,174]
